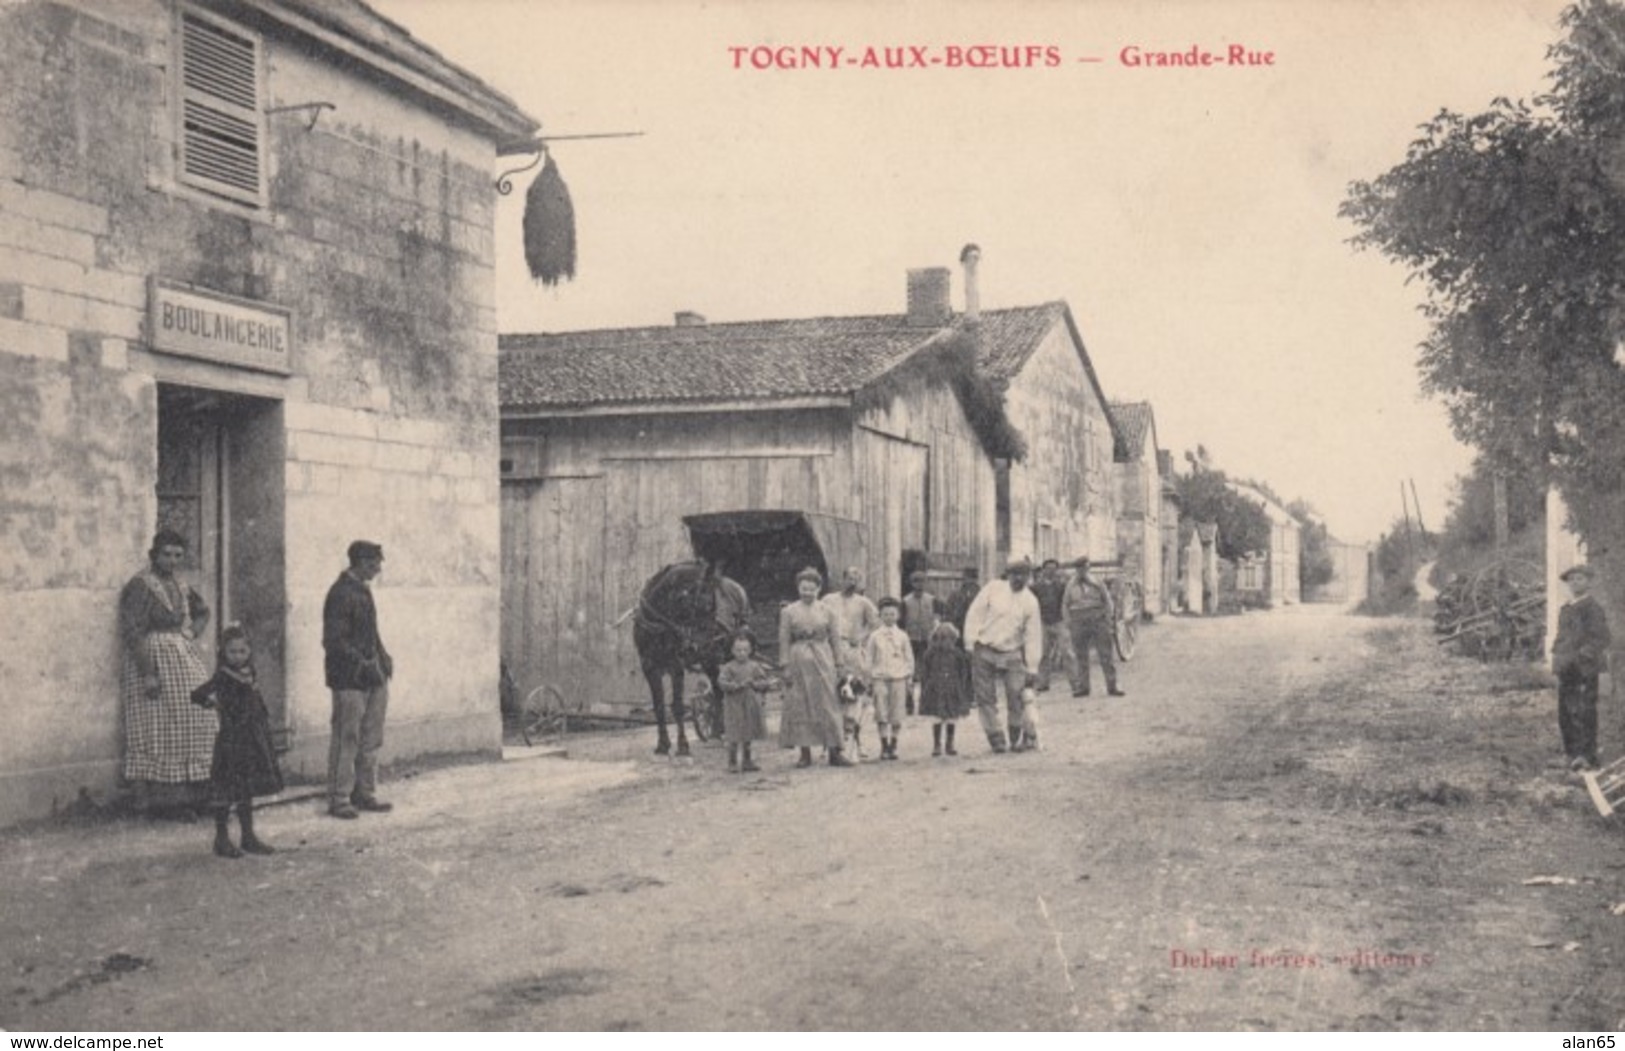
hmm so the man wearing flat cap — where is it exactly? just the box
[962,556,1043,753]
[1063,556,1123,698]
[323,540,394,818]
[1551,563,1611,772]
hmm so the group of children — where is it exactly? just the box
[717,596,975,771]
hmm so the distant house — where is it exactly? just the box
[1295,507,1370,605]
[1157,450,1182,612]
[1111,401,1167,615]
[1317,538,1372,605]
[1227,482,1302,607]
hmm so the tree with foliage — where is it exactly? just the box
[1364,515,1425,614]
[1439,456,1546,550]
[1287,499,1338,592]
[1341,0,1625,550]
[1174,449,1273,563]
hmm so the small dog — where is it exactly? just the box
[1014,686,1041,752]
[837,674,873,760]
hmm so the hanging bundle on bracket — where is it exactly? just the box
[522,150,577,287]
[498,130,639,287]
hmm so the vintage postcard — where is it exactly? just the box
[2,0,1619,1036]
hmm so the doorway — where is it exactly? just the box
[156,384,287,738]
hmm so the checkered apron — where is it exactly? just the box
[120,576,216,784]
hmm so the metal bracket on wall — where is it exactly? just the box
[494,132,645,195]
[265,101,335,131]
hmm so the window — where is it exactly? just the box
[176,7,265,206]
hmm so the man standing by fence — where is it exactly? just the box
[1064,556,1124,699]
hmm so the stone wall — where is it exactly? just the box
[1005,323,1118,563]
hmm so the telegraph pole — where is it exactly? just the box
[1400,483,1416,560]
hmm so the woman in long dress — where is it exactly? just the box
[777,567,853,768]
[119,528,216,815]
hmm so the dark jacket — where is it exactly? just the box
[942,584,979,635]
[1030,576,1067,626]
[322,571,392,690]
[1552,595,1611,678]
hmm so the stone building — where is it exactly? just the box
[1157,449,1181,613]
[1110,400,1167,615]
[1226,481,1302,607]
[0,0,539,823]
[975,295,1120,567]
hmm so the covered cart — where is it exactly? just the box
[683,510,867,665]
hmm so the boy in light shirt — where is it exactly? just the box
[864,597,915,760]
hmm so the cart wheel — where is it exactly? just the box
[521,682,570,746]
[1113,582,1143,662]
[1114,616,1138,662]
[686,677,719,743]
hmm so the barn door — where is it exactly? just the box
[501,476,607,709]
[858,428,929,598]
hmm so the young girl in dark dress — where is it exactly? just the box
[918,621,973,757]
[190,624,283,858]
[716,631,772,774]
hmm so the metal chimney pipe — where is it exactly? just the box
[960,243,981,323]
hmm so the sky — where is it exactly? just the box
[372,0,1574,544]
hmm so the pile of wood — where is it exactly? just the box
[1434,559,1546,662]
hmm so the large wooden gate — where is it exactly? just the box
[500,475,608,708]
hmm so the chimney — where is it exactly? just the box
[906,268,952,328]
[674,311,706,327]
[960,243,981,324]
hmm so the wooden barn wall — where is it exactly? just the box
[856,376,997,593]
[1003,324,1119,565]
[500,410,854,711]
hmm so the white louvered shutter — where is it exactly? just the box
[178,9,265,205]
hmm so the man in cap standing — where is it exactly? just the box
[1551,563,1611,772]
[1064,556,1124,698]
[962,556,1043,753]
[323,540,394,819]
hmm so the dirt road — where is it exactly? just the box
[3,608,1621,1031]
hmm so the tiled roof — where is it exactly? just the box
[500,315,953,411]
[974,303,1069,381]
[499,301,1105,418]
[1109,401,1154,460]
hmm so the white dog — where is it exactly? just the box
[1014,686,1041,752]
[837,674,874,760]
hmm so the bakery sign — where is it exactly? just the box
[149,280,293,375]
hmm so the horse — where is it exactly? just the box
[632,560,748,757]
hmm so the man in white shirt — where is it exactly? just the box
[821,565,880,681]
[962,556,1043,753]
